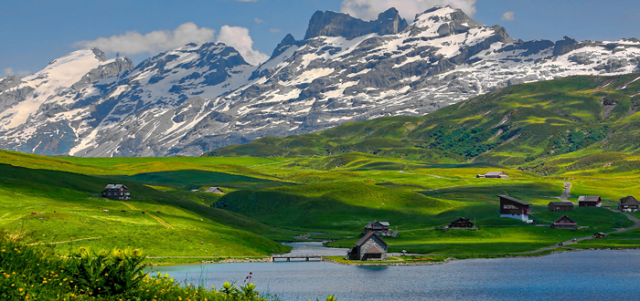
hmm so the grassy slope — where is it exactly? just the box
[210,153,639,253]
[206,74,640,172]
[0,157,294,256]
[1,147,639,256]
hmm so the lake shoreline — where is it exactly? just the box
[146,247,640,267]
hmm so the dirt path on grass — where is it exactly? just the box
[28,236,103,246]
[122,202,174,229]
[558,182,572,202]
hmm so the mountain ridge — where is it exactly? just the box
[2,6,640,157]
[206,73,640,173]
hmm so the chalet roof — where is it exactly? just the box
[620,196,640,205]
[497,195,532,206]
[579,196,600,202]
[553,214,576,224]
[548,202,573,206]
[205,187,223,193]
[451,217,472,223]
[366,245,384,254]
[365,220,390,227]
[355,231,387,247]
[486,171,505,176]
[105,184,126,189]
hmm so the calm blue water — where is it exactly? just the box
[149,248,640,301]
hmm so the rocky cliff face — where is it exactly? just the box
[2,5,640,157]
[304,8,408,40]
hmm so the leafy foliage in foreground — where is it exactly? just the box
[0,231,336,300]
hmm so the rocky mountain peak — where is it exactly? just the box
[304,8,408,40]
[553,36,581,56]
[91,48,107,61]
[270,33,299,59]
[410,5,485,37]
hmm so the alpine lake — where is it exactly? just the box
[148,242,640,301]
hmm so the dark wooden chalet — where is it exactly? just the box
[205,187,225,194]
[347,232,388,261]
[477,171,509,179]
[578,196,601,207]
[102,184,130,200]
[551,215,577,229]
[548,202,574,212]
[363,220,391,237]
[449,217,474,229]
[498,195,532,222]
[619,196,640,212]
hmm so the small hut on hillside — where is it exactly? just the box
[347,232,388,261]
[578,196,601,207]
[551,215,577,229]
[619,196,639,212]
[548,202,574,212]
[448,217,474,229]
[102,184,130,200]
[477,171,509,179]
[205,187,225,194]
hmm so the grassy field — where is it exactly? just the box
[1,140,640,259]
[0,161,295,257]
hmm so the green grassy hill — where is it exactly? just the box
[0,154,296,257]
[206,73,640,173]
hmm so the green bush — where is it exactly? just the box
[0,230,335,300]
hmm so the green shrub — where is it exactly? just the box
[1,230,334,300]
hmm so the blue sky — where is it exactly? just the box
[2,0,640,76]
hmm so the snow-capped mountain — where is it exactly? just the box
[2,6,640,157]
[0,49,133,155]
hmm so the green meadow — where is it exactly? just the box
[1,148,639,259]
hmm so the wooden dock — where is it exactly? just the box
[270,254,325,262]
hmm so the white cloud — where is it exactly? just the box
[73,22,216,55]
[340,0,477,21]
[254,17,264,24]
[269,28,282,34]
[217,25,269,66]
[501,11,515,21]
[3,67,31,77]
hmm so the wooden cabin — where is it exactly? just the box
[551,215,577,229]
[449,217,474,229]
[477,171,509,179]
[102,184,130,200]
[205,187,225,194]
[619,196,639,212]
[347,232,388,261]
[548,202,574,212]
[363,220,391,237]
[498,195,532,222]
[578,196,601,207]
